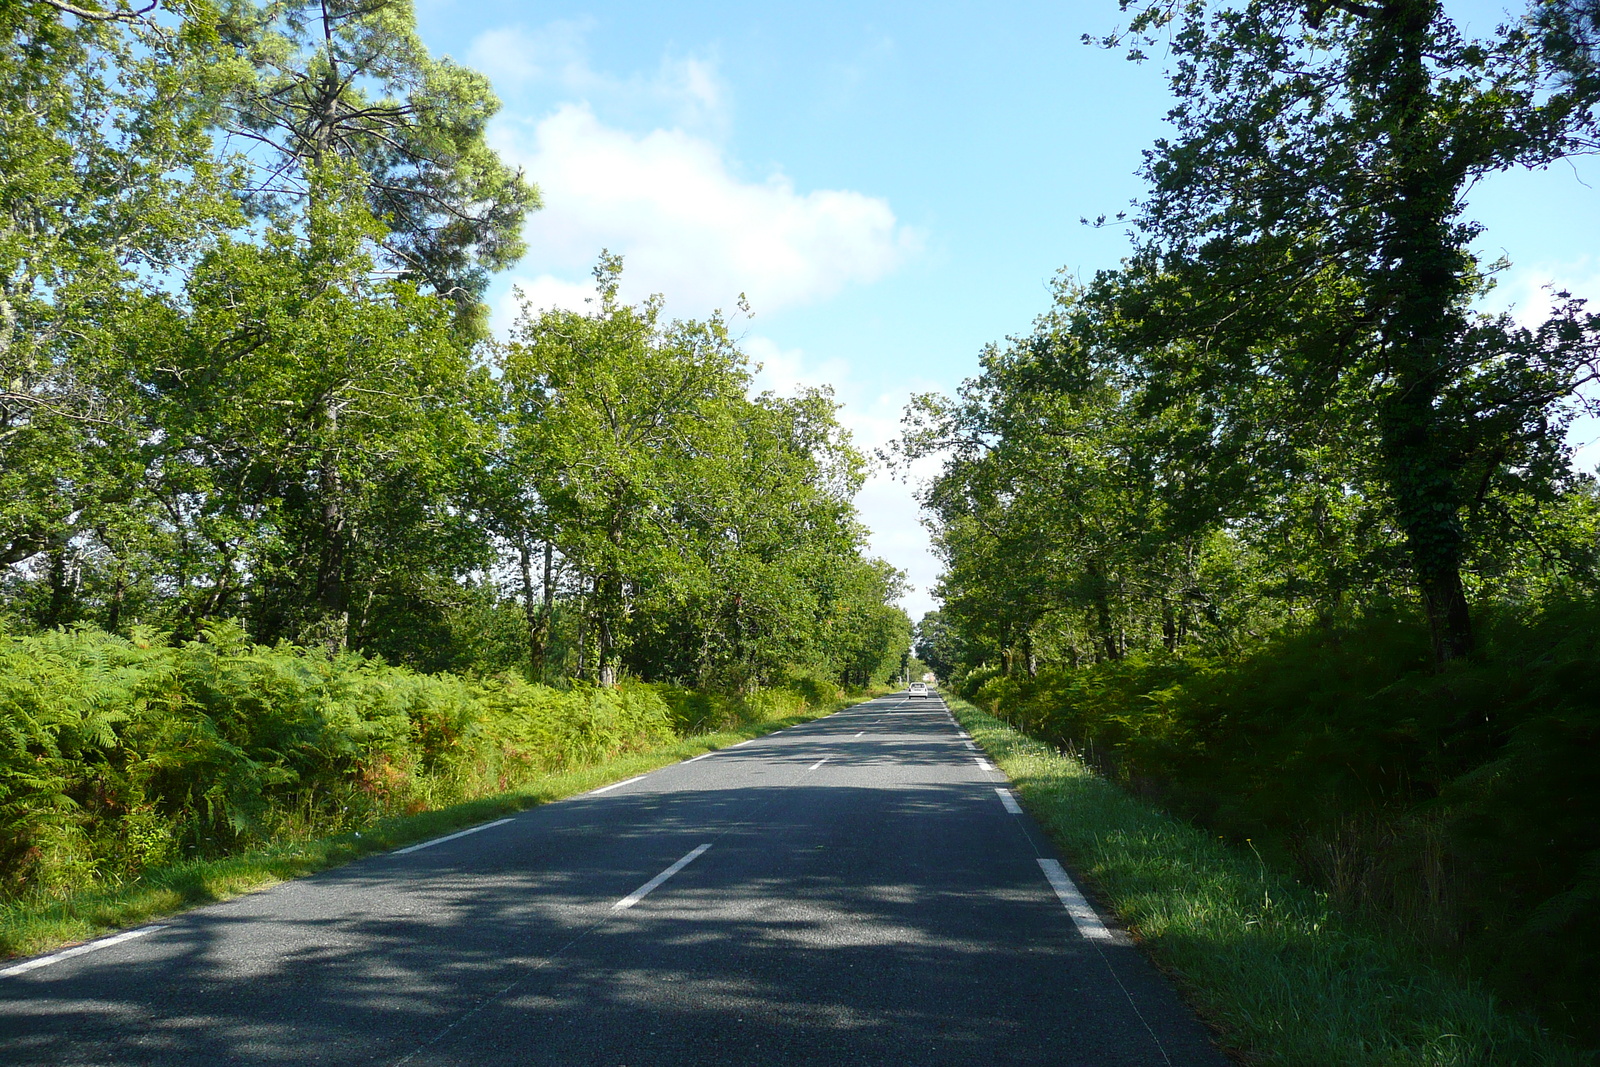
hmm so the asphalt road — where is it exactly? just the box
[1,692,1229,1066]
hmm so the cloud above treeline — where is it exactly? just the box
[470,21,920,323]
[490,104,920,319]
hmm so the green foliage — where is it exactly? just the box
[497,257,910,692]
[0,0,242,574]
[222,0,540,308]
[150,191,493,647]
[1106,0,1600,663]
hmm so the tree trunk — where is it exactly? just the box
[313,400,348,653]
[1367,0,1475,667]
[574,578,591,681]
[519,542,537,674]
[520,541,556,682]
[596,492,628,687]
[1088,563,1120,662]
[596,570,622,687]
[43,549,75,628]
[537,541,555,680]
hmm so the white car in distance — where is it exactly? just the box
[908,682,930,698]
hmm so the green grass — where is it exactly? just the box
[1,692,872,962]
[948,696,1590,1067]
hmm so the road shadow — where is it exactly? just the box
[0,713,1228,1067]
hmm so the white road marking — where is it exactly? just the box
[996,788,1023,814]
[394,818,514,855]
[962,739,976,749]
[687,753,714,762]
[587,775,648,796]
[613,843,712,911]
[974,757,993,772]
[807,758,829,771]
[1,925,167,978]
[853,731,864,738]
[1038,859,1119,942]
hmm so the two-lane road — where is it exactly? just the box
[1,693,1227,1065]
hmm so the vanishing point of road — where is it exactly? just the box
[1,691,1227,1065]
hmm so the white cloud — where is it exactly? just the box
[502,275,597,319]
[491,104,920,323]
[746,335,852,397]
[469,21,727,133]
[1486,258,1600,475]
[1489,255,1600,330]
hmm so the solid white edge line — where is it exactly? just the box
[687,752,714,762]
[394,817,514,855]
[1,924,167,978]
[807,757,829,771]
[587,774,650,796]
[1038,859,1118,943]
[613,843,712,911]
[996,788,1023,815]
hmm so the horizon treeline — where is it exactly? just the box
[0,0,912,692]
[901,0,1600,1042]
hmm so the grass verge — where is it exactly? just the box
[1,691,874,962]
[948,695,1589,1067]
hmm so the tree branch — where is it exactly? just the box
[32,0,158,22]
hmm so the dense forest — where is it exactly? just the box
[0,1,909,901]
[903,0,1600,1044]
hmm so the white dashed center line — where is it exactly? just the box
[807,758,829,772]
[853,731,864,738]
[613,844,712,911]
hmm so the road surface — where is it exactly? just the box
[1,692,1227,1065]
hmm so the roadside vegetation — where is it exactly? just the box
[952,695,1586,1067]
[900,0,1600,1054]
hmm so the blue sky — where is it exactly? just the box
[415,0,1600,622]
